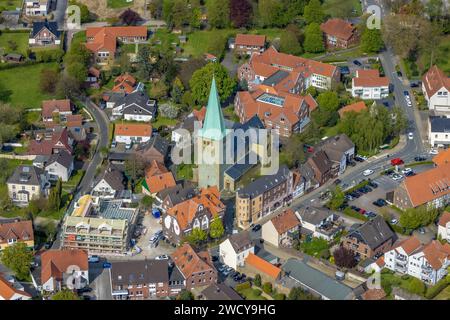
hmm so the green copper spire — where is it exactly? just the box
[199,76,226,141]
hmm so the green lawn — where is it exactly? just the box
[381,271,426,298]
[419,35,450,74]
[434,284,450,300]
[247,28,283,42]
[0,62,59,108]
[176,163,195,180]
[0,32,29,55]
[182,29,236,58]
[239,288,267,300]
[0,0,22,11]
[71,31,86,48]
[151,116,178,129]
[299,237,330,258]
[107,0,134,8]
[63,170,85,191]
[323,0,362,17]
[151,29,179,47]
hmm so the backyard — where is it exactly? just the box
[0,32,29,56]
[0,0,22,11]
[107,0,134,9]
[0,62,59,108]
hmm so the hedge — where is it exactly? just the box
[343,208,368,221]
[0,60,39,70]
[235,281,251,292]
[425,278,449,299]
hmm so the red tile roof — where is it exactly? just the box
[432,149,450,166]
[115,123,152,137]
[439,211,450,227]
[269,209,300,235]
[421,241,450,270]
[66,114,83,127]
[0,274,31,300]
[391,236,422,255]
[0,220,34,245]
[28,128,72,156]
[235,34,266,47]
[422,65,450,98]
[171,244,215,279]
[320,18,356,41]
[42,99,72,118]
[85,26,147,56]
[245,253,281,279]
[353,69,389,87]
[40,249,88,285]
[112,73,137,94]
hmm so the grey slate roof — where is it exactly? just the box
[111,260,171,286]
[137,135,170,156]
[157,181,196,205]
[315,134,354,163]
[347,215,395,250]
[96,164,125,191]
[116,91,156,116]
[429,116,450,133]
[31,21,61,38]
[201,283,243,300]
[297,207,333,225]
[283,258,355,300]
[7,165,45,186]
[224,151,258,181]
[46,150,73,169]
[237,165,290,198]
[262,70,290,87]
[227,231,253,253]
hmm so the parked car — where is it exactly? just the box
[397,71,402,77]
[414,156,427,162]
[348,161,357,167]
[125,142,132,150]
[363,169,374,176]
[155,255,169,260]
[333,179,342,185]
[373,199,387,207]
[111,140,117,148]
[77,287,93,294]
[418,227,426,234]
[359,208,367,215]
[391,173,403,181]
[391,158,404,166]
[252,224,261,232]
[366,212,377,218]
[429,149,439,155]
[368,181,378,188]
[345,194,354,201]
[390,218,399,225]
[405,171,416,177]
[103,262,112,269]
[88,255,100,263]
[353,60,362,66]
[350,205,360,212]
[401,168,412,174]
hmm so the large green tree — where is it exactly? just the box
[280,30,303,55]
[303,22,324,53]
[186,228,207,245]
[51,289,80,300]
[189,63,236,105]
[257,0,285,27]
[0,242,33,280]
[399,206,439,230]
[328,186,345,210]
[209,218,225,239]
[303,0,325,24]
[207,0,230,29]
[361,28,384,54]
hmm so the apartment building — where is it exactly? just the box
[352,69,389,100]
[236,165,293,228]
[219,231,254,270]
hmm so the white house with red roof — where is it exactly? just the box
[438,211,450,243]
[422,65,450,115]
[352,69,389,100]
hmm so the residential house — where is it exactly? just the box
[112,73,138,94]
[234,89,317,137]
[61,196,138,255]
[238,46,340,91]
[114,123,152,145]
[428,116,450,147]
[352,69,389,100]
[422,65,450,115]
[32,249,88,293]
[91,164,126,199]
[41,99,73,123]
[200,283,243,300]
[0,274,32,300]
[338,101,367,118]
[307,150,333,186]
[85,26,148,64]
[0,220,34,250]
[110,260,185,300]
[230,34,266,55]
[7,165,49,205]
[282,258,355,300]
[262,209,301,248]
[110,91,156,122]
[296,206,342,241]
[136,135,171,165]
[66,115,86,141]
[27,127,73,156]
[438,211,450,243]
[393,163,450,210]
[142,160,176,197]
[236,165,293,228]
[171,244,217,290]
[25,0,49,16]
[157,181,196,212]
[219,231,255,270]
[342,215,395,260]
[245,253,281,282]
[163,187,225,245]
[85,67,101,88]
[44,150,74,182]
[384,237,450,285]
[29,20,61,46]
[292,163,319,198]
[320,18,359,49]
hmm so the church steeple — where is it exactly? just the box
[199,76,226,141]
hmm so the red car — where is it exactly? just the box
[359,209,366,215]
[391,158,404,166]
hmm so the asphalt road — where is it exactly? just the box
[54,0,68,29]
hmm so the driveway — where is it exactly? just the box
[221,50,238,78]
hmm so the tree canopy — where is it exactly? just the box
[209,217,225,239]
[0,242,33,280]
[303,22,325,53]
[333,246,357,269]
[303,0,325,24]
[51,289,80,300]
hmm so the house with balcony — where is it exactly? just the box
[25,0,49,16]
[352,69,389,100]
[230,34,266,56]
[7,165,50,206]
[438,211,450,243]
[219,231,254,270]
[296,207,342,241]
[262,209,301,248]
[29,21,61,47]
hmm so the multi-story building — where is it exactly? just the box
[238,46,340,91]
[219,231,254,270]
[438,211,450,243]
[25,0,49,16]
[110,260,185,300]
[428,116,450,147]
[85,26,148,64]
[60,196,138,255]
[262,209,301,248]
[384,237,450,285]
[7,165,50,205]
[230,34,266,56]
[351,69,389,100]
[342,215,395,261]
[236,165,293,228]
[0,220,34,250]
[393,164,450,210]
[171,244,217,290]
[320,18,359,49]
[422,65,450,116]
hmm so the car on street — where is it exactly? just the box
[429,149,439,155]
[103,262,112,269]
[391,158,404,166]
[405,171,416,177]
[333,179,342,185]
[373,199,387,207]
[408,132,414,140]
[414,156,427,162]
[401,168,412,174]
[353,60,362,66]
[252,224,261,232]
[391,173,403,181]
[155,255,169,260]
[363,169,374,176]
[366,211,377,218]
[390,218,399,225]
[88,255,100,263]
[111,140,117,148]
[356,154,368,161]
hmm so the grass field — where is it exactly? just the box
[107,0,134,8]
[0,62,59,108]
[434,284,450,300]
[239,288,267,300]
[323,0,362,17]
[71,31,87,48]
[182,29,236,58]
[0,0,22,11]
[0,32,29,55]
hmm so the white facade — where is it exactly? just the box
[123,113,153,122]
[428,118,450,147]
[25,1,49,16]
[423,83,450,114]
[115,134,151,145]
[351,82,389,100]
[45,161,73,182]
[438,222,450,243]
[92,179,117,199]
[41,269,89,293]
[219,238,254,270]
[261,221,281,248]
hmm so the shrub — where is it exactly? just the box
[405,278,426,295]
[274,293,286,300]
[235,281,251,292]
[262,282,272,294]
[253,274,262,287]
[253,289,262,296]
[425,278,449,299]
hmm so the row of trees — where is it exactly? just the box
[185,217,225,245]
